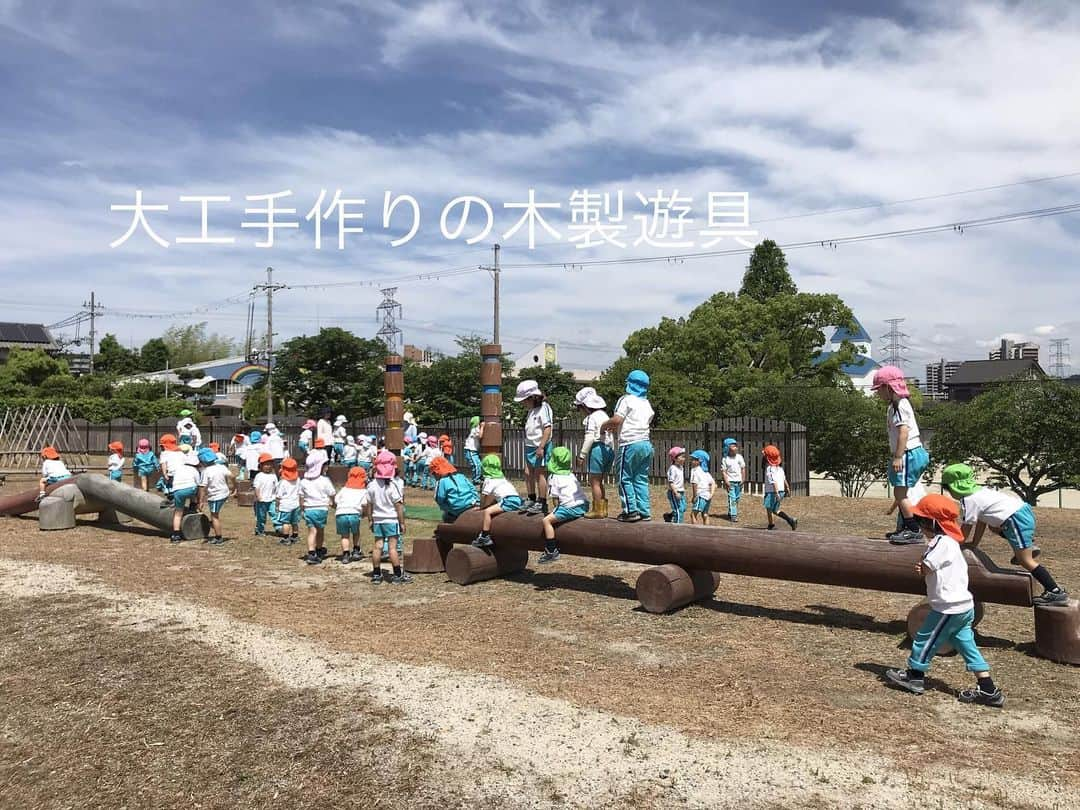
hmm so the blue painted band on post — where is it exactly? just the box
[385,363,402,372]
[483,385,501,393]
[483,356,501,363]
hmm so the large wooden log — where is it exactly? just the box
[444,544,529,585]
[76,475,209,540]
[636,565,721,613]
[1034,600,1080,665]
[0,478,78,517]
[38,483,131,531]
[435,511,1035,607]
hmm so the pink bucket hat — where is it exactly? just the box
[137,438,151,452]
[426,435,438,447]
[872,365,910,398]
[304,453,326,479]
[374,449,398,479]
[668,446,685,462]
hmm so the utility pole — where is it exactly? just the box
[254,267,286,422]
[82,291,104,374]
[481,243,501,344]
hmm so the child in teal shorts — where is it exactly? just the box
[537,447,588,564]
[299,454,336,565]
[335,466,369,563]
[368,450,410,584]
[473,454,523,548]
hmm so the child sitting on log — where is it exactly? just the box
[538,447,589,564]
[37,446,73,500]
[474,454,523,548]
[941,463,1068,606]
[689,450,715,525]
[885,494,1005,707]
[763,445,797,531]
[431,456,479,523]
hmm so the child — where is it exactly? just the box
[198,447,234,545]
[156,434,185,500]
[230,433,248,479]
[464,416,484,484]
[299,453,336,565]
[538,447,589,564]
[252,453,278,537]
[402,437,418,486]
[574,387,614,519]
[421,435,441,490]
[412,433,429,488]
[369,450,410,584]
[273,457,302,545]
[298,419,316,453]
[168,450,202,543]
[316,408,334,456]
[133,438,160,491]
[264,422,286,469]
[762,445,797,530]
[333,414,348,463]
[177,409,201,448]
[473,454,523,548]
[357,435,377,475]
[689,450,715,525]
[106,441,125,482]
[243,430,263,481]
[403,411,418,444]
[335,466,370,563]
[720,438,746,523]
[941,463,1068,606]
[665,446,687,524]
[431,457,479,522]
[342,435,359,468]
[872,366,930,544]
[515,380,553,517]
[884,494,1005,707]
[439,433,455,466]
[601,370,655,523]
[209,442,227,466]
[37,446,73,499]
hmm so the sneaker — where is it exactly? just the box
[371,572,383,584]
[638,515,652,522]
[254,531,266,538]
[391,573,413,584]
[767,524,776,531]
[350,548,364,562]
[787,518,798,531]
[472,533,494,549]
[537,549,561,564]
[278,537,290,545]
[305,551,321,565]
[339,553,352,564]
[617,512,642,523]
[957,687,1005,708]
[169,533,182,543]
[662,512,672,523]
[884,668,925,695]
[288,537,299,545]
[887,529,924,545]
[316,547,328,559]
[731,516,738,523]
[1033,588,1070,607]
[522,501,545,517]
[209,536,226,546]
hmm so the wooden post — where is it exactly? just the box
[480,344,503,458]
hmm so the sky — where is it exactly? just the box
[1,0,1079,376]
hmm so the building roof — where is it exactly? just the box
[813,351,881,377]
[945,358,1044,386]
[117,356,268,387]
[0,322,57,350]
[830,317,871,345]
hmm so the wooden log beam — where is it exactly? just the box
[77,475,209,540]
[636,565,720,613]
[445,544,529,585]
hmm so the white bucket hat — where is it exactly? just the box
[573,386,606,409]
[514,380,542,402]
[403,411,415,424]
[334,414,347,425]
[264,422,277,433]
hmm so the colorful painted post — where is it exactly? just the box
[480,343,503,458]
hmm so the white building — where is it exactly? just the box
[813,317,881,394]
[117,356,267,416]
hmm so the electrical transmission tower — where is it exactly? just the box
[1049,338,1071,378]
[879,318,910,369]
[376,287,403,354]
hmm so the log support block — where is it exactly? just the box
[905,599,985,655]
[38,495,76,531]
[445,544,528,585]
[405,535,447,574]
[180,512,211,541]
[1034,599,1080,666]
[636,564,720,613]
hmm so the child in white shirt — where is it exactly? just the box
[762,445,797,531]
[300,454,336,565]
[689,450,715,525]
[720,438,746,523]
[515,380,553,516]
[38,446,73,499]
[872,365,929,544]
[463,416,484,484]
[574,387,614,519]
[107,441,125,482]
[665,446,686,524]
[601,370,655,523]
[473,454,523,548]
[273,458,302,545]
[537,447,588,564]
[342,436,359,467]
[368,450,409,584]
[251,454,278,537]
[197,447,234,545]
[335,466,370,563]
[168,451,202,543]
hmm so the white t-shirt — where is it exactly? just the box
[721,453,745,483]
[252,472,278,502]
[177,419,201,447]
[276,479,301,511]
[690,467,715,500]
[265,433,285,460]
[159,449,186,478]
[959,488,1023,528]
[335,486,369,516]
[171,462,201,491]
[424,445,443,462]
[888,398,922,452]
[368,478,404,523]
[583,410,614,449]
[243,444,263,473]
[922,535,974,614]
[482,477,519,504]
[342,443,358,463]
[316,419,334,447]
[107,453,124,473]
[333,426,347,442]
[359,445,377,463]
[613,394,654,446]
[764,465,787,494]
[201,465,231,501]
[465,426,481,452]
[548,472,586,508]
[41,458,71,480]
[298,428,312,447]
[667,464,685,492]
[524,401,553,446]
[300,477,336,509]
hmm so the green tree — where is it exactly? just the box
[507,364,579,422]
[270,327,386,416]
[139,337,171,371]
[928,379,1080,505]
[739,239,797,302]
[0,348,68,388]
[93,334,138,376]
[405,335,511,422]
[161,322,237,366]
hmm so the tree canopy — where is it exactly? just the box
[94,334,139,376]
[268,328,387,418]
[161,322,237,367]
[739,239,797,301]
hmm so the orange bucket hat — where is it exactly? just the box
[108,441,123,453]
[429,456,456,477]
[280,457,299,481]
[912,494,964,542]
[346,466,368,489]
[313,437,326,449]
[762,445,782,466]
[257,452,273,464]
[40,446,60,460]
[159,434,177,450]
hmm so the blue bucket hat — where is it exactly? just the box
[625,369,650,398]
[690,449,710,472]
[723,438,738,451]
[197,447,218,465]
[249,430,262,443]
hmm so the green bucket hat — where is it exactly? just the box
[941,463,981,497]
[547,446,572,475]
[179,408,193,417]
[481,454,504,479]
[470,416,481,429]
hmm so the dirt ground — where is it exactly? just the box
[1,482,1078,809]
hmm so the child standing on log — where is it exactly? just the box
[763,445,797,531]
[168,451,202,543]
[133,438,159,491]
[198,447,234,545]
[601,370,655,523]
[106,441,125,482]
[252,454,278,537]
[665,446,687,524]
[720,438,746,523]
[538,447,589,564]
[885,494,1005,707]
[689,450,715,525]
[574,387,614,519]
[335,466,369,564]
[872,365,930,545]
[474,454,523,548]
[273,457,302,545]
[941,463,1068,606]
[463,416,484,484]
[369,450,410,584]
[515,380,554,517]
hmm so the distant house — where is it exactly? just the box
[0,322,59,364]
[944,359,1045,402]
[813,317,880,394]
[117,356,268,416]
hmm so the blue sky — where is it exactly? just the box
[2,0,1079,375]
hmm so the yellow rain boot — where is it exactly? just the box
[585,498,608,519]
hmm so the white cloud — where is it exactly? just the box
[1033,324,1057,335]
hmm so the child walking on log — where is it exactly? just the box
[665,447,687,524]
[431,457,479,523]
[601,369,655,523]
[720,438,746,523]
[369,450,410,584]
[515,380,553,517]
[538,447,589,564]
[763,445,797,531]
[941,463,1068,606]
[885,494,1005,707]
[574,387,614,519]
[872,365,930,545]
[689,450,715,525]
[473,454,523,549]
